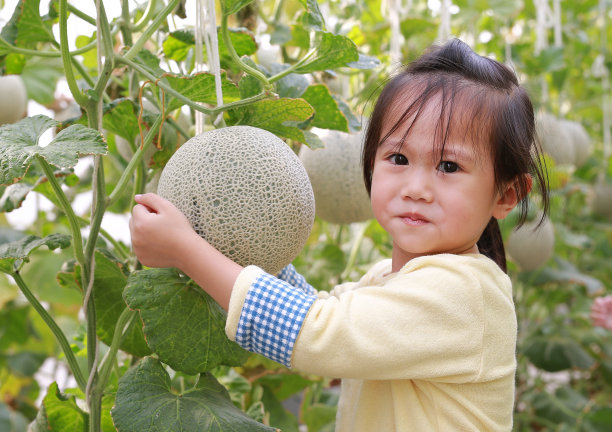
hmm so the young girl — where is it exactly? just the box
[130,39,549,431]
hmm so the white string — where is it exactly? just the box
[600,0,611,164]
[388,0,403,66]
[552,0,562,47]
[438,0,452,42]
[534,0,554,54]
[195,0,224,134]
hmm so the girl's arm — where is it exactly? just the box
[129,193,242,310]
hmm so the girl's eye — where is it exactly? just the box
[438,161,459,173]
[389,154,408,165]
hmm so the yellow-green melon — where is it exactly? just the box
[506,216,555,271]
[536,112,575,166]
[0,75,27,126]
[591,179,612,220]
[299,128,374,225]
[157,126,315,275]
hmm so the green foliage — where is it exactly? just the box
[1,0,612,430]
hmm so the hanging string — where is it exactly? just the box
[534,0,554,55]
[195,0,224,134]
[388,0,403,66]
[599,0,610,165]
[552,0,562,47]
[438,0,451,42]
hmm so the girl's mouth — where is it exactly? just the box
[400,213,429,226]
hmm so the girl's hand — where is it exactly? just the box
[591,295,612,330]
[129,193,200,269]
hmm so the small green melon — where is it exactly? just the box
[299,128,374,225]
[157,126,315,275]
[560,119,592,168]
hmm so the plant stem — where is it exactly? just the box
[59,0,88,107]
[36,156,86,267]
[221,14,271,89]
[268,49,316,83]
[67,4,97,26]
[11,271,87,391]
[124,0,180,61]
[107,115,163,207]
[115,55,273,115]
[96,308,136,393]
[133,0,158,32]
[340,222,368,281]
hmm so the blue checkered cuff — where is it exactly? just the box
[235,272,317,367]
[276,264,316,295]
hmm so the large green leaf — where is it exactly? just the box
[0,115,107,185]
[0,233,71,273]
[111,357,278,432]
[123,268,248,374]
[295,32,359,74]
[102,99,142,143]
[523,334,595,372]
[300,84,348,131]
[227,97,323,148]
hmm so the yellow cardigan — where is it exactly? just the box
[226,254,517,431]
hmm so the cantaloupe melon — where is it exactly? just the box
[560,119,592,168]
[0,75,27,126]
[506,215,555,271]
[157,126,315,275]
[590,179,612,220]
[536,112,575,166]
[299,127,374,225]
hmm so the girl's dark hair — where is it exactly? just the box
[362,39,549,272]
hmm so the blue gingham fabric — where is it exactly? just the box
[276,264,316,295]
[235,271,317,367]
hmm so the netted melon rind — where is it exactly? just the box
[157,126,315,275]
[299,128,374,225]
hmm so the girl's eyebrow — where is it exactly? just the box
[379,138,475,162]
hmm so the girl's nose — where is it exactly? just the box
[400,168,434,202]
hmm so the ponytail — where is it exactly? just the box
[477,217,507,273]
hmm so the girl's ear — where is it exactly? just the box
[492,174,533,220]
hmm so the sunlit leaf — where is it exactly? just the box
[0,115,106,185]
[221,0,255,16]
[300,84,348,131]
[111,357,278,432]
[294,32,359,74]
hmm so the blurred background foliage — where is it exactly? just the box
[1,0,612,430]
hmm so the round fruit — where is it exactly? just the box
[299,128,374,225]
[536,112,575,166]
[560,119,592,168]
[157,126,315,275]
[590,179,612,220]
[506,215,555,271]
[0,75,27,126]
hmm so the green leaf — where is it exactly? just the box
[0,303,30,350]
[75,33,98,69]
[0,233,71,273]
[0,115,107,185]
[227,98,323,147]
[37,382,88,432]
[21,56,65,105]
[163,31,193,62]
[523,335,594,372]
[300,84,348,131]
[0,182,34,212]
[124,268,249,374]
[295,32,359,74]
[111,357,278,432]
[528,257,604,294]
[347,53,381,70]
[6,351,46,376]
[221,0,255,16]
[0,401,28,432]
[0,0,56,47]
[297,0,326,31]
[269,64,310,98]
[219,28,257,59]
[102,99,142,143]
[164,72,241,111]
[67,251,151,357]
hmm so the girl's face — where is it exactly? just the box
[370,95,518,271]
